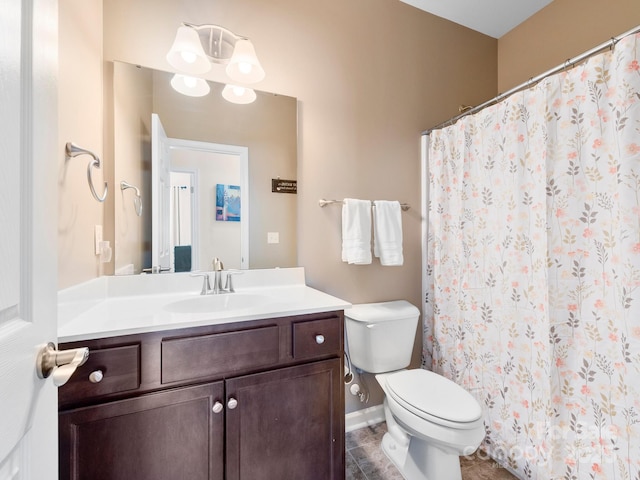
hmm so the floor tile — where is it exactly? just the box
[346,451,368,480]
[345,422,518,480]
[349,442,404,480]
[346,423,386,450]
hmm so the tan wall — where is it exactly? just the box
[498,0,640,92]
[113,62,153,274]
[60,0,497,412]
[105,0,496,413]
[56,0,640,416]
[102,0,497,317]
[58,0,107,289]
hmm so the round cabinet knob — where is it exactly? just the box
[315,334,325,345]
[227,397,238,410]
[88,370,103,384]
[212,401,224,414]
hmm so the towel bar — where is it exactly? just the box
[318,199,410,211]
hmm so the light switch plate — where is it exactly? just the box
[267,232,279,244]
[95,225,103,254]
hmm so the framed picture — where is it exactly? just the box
[216,184,241,221]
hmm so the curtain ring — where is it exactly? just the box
[609,36,618,50]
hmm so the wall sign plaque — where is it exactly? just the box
[272,179,297,194]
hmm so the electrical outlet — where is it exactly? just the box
[95,225,103,254]
[267,232,279,244]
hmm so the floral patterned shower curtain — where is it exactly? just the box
[424,32,640,479]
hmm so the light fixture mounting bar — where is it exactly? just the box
[182,22,243,64]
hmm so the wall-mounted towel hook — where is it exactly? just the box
[65,142,108,202]
[120,181,143,216]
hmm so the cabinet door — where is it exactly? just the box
[59,382,224,480]
[225,358,344,480]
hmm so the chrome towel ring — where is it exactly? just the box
[65,142,108,202]
[120,180,143,216]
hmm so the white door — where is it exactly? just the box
[0,0,59,478]
[151,113,172,271]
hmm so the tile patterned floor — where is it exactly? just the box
[346,422,518,480]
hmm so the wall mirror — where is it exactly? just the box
[112,61,298,275]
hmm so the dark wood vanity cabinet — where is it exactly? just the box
[58,311,345,480]
[59,382,225,480]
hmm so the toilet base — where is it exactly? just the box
[381,432,409,477]
[381,431,463,480]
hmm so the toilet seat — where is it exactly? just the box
[385,369,483,429]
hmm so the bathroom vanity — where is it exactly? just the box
[56,268,349,480]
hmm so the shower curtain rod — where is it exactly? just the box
[423,24,640,135]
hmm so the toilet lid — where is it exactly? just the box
[385,370,482,424]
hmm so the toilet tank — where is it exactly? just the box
[345,300,420,373]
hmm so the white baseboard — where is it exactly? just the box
[345,404,385,432]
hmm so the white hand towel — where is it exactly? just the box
[373,200,403,266]
[341,198,372,265]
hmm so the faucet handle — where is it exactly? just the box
[190,271,212,295]
[224,270,243,293]
[213,257,224,271]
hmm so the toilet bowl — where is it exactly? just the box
[344,301,485,480]
[376,370,485,480]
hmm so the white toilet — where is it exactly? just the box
[345,300,485,480]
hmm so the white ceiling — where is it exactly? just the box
[400,0,554,38]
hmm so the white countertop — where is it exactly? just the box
[58,268,351,343]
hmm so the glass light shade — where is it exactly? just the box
[166,26,211,75]
[221,84,257,104]
[225,39,265,84]
[170,74,211,97]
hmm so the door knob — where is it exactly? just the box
[227,397,238,409]
[36,342,89,387]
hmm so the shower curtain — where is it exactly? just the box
[424,32,640,479]
[171,185,191,246]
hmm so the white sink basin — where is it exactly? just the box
[163,293,273,314]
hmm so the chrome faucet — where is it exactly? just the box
[212,257,224,294]
[192,259,242,295]
[190,272,212,295]
[224,269,243,293]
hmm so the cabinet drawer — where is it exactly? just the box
[59,344,140,406]
[161,326,280,384]
[293,317,341,360]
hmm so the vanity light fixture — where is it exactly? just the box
[166,25,211,75]
[170,74,211,97]
[226,39,265,84]
[221,84,257,104]
[166,23,265,104]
